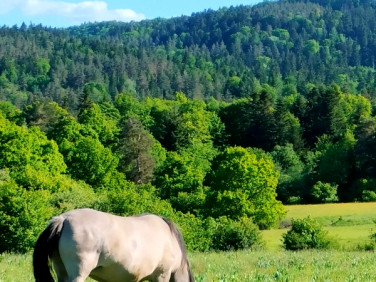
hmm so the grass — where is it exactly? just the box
[0,253,34,282]
[284,202,376,226]
[2,202,376,281]
[191,250,376,281]
[2,250,376,281]
[262,202,376,251]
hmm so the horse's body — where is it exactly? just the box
[33,208,194,282]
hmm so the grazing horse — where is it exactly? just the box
[33,208,194,282]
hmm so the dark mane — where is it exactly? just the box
[162,217,194,282]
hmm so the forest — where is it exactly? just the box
[2,0,376,253]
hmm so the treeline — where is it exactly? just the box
[0,92,283,253]
[2,0,376,253]
[1,83,376,253]
[2,0,376,108]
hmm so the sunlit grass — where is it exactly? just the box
[3,250,376,281]
[2,203,376,281]
[261,202,376,251]
[284,202,376,225]
[0,253,34,282]
[191,250,376,281]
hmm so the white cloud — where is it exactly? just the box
[0,1,24,14]
[0,0,145,23]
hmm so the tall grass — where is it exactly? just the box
[2,250,376,281]
[2,202,376,281]
[0,253,33,282]
[192,250,376,281]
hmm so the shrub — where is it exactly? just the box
[50,177,97,213]
[362,190,376,202]
[211,216,262,251]
[172,215,262,252]
[357,231,376,251]
[311,181,338,203]
[174,213,214,252]
[98,183,175,218]
[282,217,330,250]
[0,179,54,253]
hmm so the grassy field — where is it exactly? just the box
[1,202,376,281]
[262,202,376,251]
[2,250,376,281]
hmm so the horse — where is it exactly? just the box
[33,208,194,282]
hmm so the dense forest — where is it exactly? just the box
[2,0,376,253]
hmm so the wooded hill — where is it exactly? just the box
[1,0,376,253]
[1,0,376,106]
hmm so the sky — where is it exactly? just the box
[0,0,263,28]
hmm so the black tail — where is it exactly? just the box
[163,218,195,282]
[33,217,64,282]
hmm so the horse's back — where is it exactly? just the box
[57,209,183,281]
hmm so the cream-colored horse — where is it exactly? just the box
[33,208,194,282]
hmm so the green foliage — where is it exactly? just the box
[173,213,214,252]
[175,214,262,252]
[331,93,371,137]
[206,146,285,228]
[5,1,376,252]
[83,82,111,103]
[98,183,175,218]
[283,217,331,251]
[154,148,210,214]
[271,144,304,203]
[314,133,355,186]
[0,177,54,253]
[61,136,119,188]
[311,181,339,203]
[0,116,67,187]
[50,177,97,212]
[210,217,262,251]
[0,101,23,125]
[78,103,119,146]
[23,101,81,144]
[114,93,152,128]
[304,39,320,55]
[361,190,376,202]
[117,118,156,184]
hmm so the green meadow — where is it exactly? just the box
[263,202,376,251]
[1,202,376,281]
[3,250,376,282]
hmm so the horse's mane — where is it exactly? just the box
[162,218,188,264]
[135,213,194,281]
[162,217,194,282]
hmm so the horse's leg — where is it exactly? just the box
[61,251,99,282]
[170,267,192,282]
[155,271,172,282]
[51,251,68,282]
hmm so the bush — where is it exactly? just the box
[211,216,262,251]
[282,217,330,250]
[172,215,262,252]
[0,179,54,253]
[311,181,338,203]
[50,177,97,213]
[357,231,376,251]
[174,213,214,252]
[362,190,376,202]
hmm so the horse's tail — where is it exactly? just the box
[163,218,195,282]
[33,216,65,282]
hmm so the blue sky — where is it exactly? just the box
[0,0,263,28]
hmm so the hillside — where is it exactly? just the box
[2,0,376,255]
[1,0,376,109]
